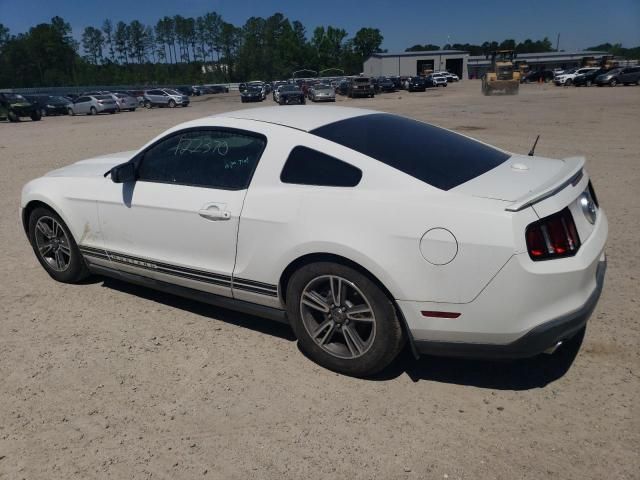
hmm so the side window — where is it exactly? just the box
[280,146,362,187]
[137,129,266,190]
[77,96,90,103]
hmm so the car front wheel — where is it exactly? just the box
[28,207,89,283]
[286,262,405,377]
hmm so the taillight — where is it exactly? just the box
[526,208,581,261]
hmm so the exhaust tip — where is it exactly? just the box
[543,341,563,355]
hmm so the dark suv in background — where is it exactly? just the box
[0,93,42,122]
[573,68,608,87]
[348,77,375,98]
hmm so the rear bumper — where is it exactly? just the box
[413,259,606,358]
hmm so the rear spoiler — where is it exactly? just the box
[505,156,586,212]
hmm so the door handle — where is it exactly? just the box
[198,204,231,221]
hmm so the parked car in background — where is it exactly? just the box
[113,93,138,111]
[573,68,609,87]
[436,71,459,82]
[68,95,117,115]
[143,89,190,108]
[619,66,640,85]
[348,77,375,98]
[595,67,625,87]
[374,77,396,93]
[336,79,350,96]
[176,86,195,96]
[207,85,229,94]
[554,67,599,86]
[25,95,72,116]
[429,74,448,87]
[0,93,42,122]
[308,84,336,102]
[238,83,248,93]
[406,76,427,92]
[277,85,305,105]
[522,70,555,83]
[241,85,264,103]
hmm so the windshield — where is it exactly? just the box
[248,86,262,92]
[311,113,510,191]
[165,89,180,95]
[50,96,68,103]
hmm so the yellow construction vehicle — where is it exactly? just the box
[482,50,520,95]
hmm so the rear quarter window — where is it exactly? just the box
[310,113,510,190]
[281,146,362,187]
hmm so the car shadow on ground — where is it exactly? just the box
[372,330,585,390]
[100,276,582,390]
[101,277,296,341]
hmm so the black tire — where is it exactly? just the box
[609,79,617,87]
[144,100,152,109]
[241,98,246,103]
[28,206,89,284]
[90,106,97,115]
[565,78,572,86]
[8,110,19,122]
[586,80,592,87]
[168,99,176,108]
[286,262,405,377]
[67,108,74,116]
[30,110,42,121]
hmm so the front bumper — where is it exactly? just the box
[413,259,606,358]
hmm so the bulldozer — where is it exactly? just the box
[482,50,520,95]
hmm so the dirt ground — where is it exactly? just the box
[1,81,638,480]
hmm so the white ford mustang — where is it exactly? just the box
[21,106,607,376]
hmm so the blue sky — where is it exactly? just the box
[1,0,639,52]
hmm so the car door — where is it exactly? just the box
[97,127,267,298]
[74,97,88,114]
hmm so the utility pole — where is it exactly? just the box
[556,33,560,51]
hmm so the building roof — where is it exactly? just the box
[368,50,469,59]
[468,51,609,61]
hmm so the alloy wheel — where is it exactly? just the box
[34,216,72,272]
[300,275,376,359]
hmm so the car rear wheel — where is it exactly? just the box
[8,110,19,122]
[67,108,74,116]
[286,262,404,377]
[28,207,89,284]
[30,110,42,121]
[144,101,152,109]
[89,106,97,115]
[609,79,617,87]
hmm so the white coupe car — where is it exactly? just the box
[21,107,607,376]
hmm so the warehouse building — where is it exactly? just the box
[363,50,469,79]
[467,51,610,79]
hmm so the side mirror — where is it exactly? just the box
[107,162,137,183]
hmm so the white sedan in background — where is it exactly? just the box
[21,107,607,376]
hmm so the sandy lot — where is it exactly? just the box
[1,81,638,480]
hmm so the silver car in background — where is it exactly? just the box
[143,88,190,108]
[308,84,336,102]
[67,95,117,115]
[113,93,138,111]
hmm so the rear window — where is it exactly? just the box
[96,95,112,100]
[310,113,510,190]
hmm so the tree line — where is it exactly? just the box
[0,13,638,89]
[0,13,384,88]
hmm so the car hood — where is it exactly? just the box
[453,153,578,203]
[45,150,137,178]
